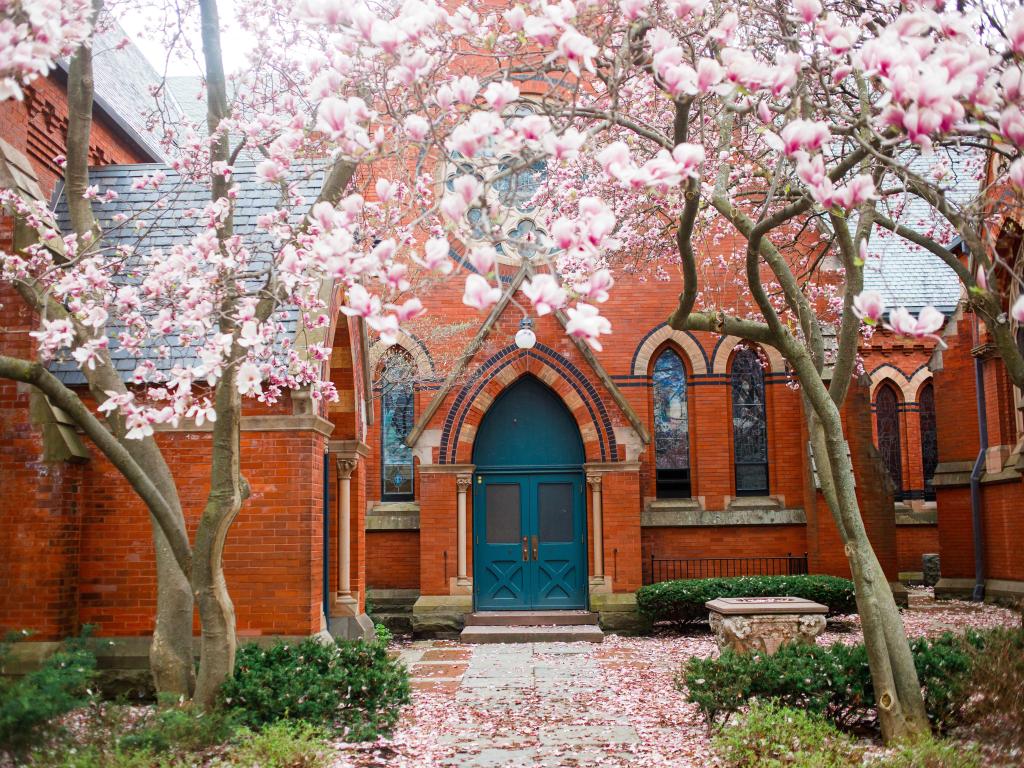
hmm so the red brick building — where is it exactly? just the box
[0,42,1019,653]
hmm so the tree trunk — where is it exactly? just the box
[807,409,930,741]
[150,523,196,699]
[192,368,244,710]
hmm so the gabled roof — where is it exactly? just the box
[404,261,650,449]
[859,149,981,315]
[48,161,327,386]
[57,20,184,162]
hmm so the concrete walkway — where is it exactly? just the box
[362,636,718,767]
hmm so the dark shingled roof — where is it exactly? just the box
[58,20,184,162]
[859,150,981,315]
[48,161,327,385]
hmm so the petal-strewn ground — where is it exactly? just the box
[333,593,1020,767]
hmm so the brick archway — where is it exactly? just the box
[631,324,709,375]
[439,344,617,464]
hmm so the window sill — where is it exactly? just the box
[643,497,805,527]
[366,502,420,531]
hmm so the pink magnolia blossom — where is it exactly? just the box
[777,119,831,157]
[556,28,598,76]
[573,269,614,303]
[388,298,426,322]
[522,273,567,316]
[1008,8,1024,55]
[565,303,612,351]
[484,81,519,110]
[1012,295,1024,324]
[468,245,497,274]
[236,362,264,396]
[462,274,502,311]
[793,0,821,24]
[1009,158,1024,189]
[852,291,886,325]
[887,306,945,341]
[340,283,380,318]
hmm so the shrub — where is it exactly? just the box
[0,633,97,755]
[869,737,983,768]
[220,635,410,741]
[227,722,330,768]
[681,631,981,731]
[637,575,857,628]
[119,703,241,753]
[957,626,1024,750]
[713,701,857,768]
[34,745,182,768]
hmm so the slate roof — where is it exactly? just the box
[48,161,327,385]
[165,76,209,129]
[57,20,184,162]
[858,149,982,315]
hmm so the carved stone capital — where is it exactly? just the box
[335,456,357,479]
[586,472,603,489]
[456,473,473,492]
[708,610,826,655]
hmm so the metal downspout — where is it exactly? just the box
[323,450,331,632]
[969,320,988,602]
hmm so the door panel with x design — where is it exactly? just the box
[474,473,586,611]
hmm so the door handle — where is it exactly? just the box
[531,535,538,561]
[522,537,529,562]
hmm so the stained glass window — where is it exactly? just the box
[380,351,415,500]
[653,349,690,498]
[875,384,904,501]
[731,347,769,495]
[919,383,937,501]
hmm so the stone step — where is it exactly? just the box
[367,589,419,611]
[464,610,599,627]
[460,624,604,644]
[369,612,414,635]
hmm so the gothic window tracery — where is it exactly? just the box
[919,382,938,501]
[380,350,415,500]
[875,383,904,500]
[731,347,769,495]
[653,348,690,498]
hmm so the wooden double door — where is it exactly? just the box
[473,471,587,611]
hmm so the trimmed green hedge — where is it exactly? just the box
[219,635,410,741]
[636,575,857,628]
[680,630,986,731]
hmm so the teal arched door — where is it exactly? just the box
[472,376,588,611]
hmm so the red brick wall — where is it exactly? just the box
[896,525,939,575]
[0,73,151,201]
[641,525,806,581]
[1,425,328,641]
[366,531,420,590]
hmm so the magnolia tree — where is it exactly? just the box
[307,0,1023,743]
[2,0,1023,732]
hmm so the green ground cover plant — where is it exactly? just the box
[682,630,985,731]
[0,632,97,756]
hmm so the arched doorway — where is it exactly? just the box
[472,376,588,611]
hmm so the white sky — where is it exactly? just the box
[118,1,256,78]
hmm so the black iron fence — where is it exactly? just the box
[644,552,808,585]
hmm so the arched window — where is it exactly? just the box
[653,349,690,498]
[875,383,904,500]
[731,347,769,495]
[380,350,415,500]
[919,382,938,501]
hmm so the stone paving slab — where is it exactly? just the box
[387,638,708,766]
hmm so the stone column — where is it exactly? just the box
[336,457,356,606]
[456,473,472,581]
[587,472,604,579]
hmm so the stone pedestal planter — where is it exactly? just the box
[706,596,828,655]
